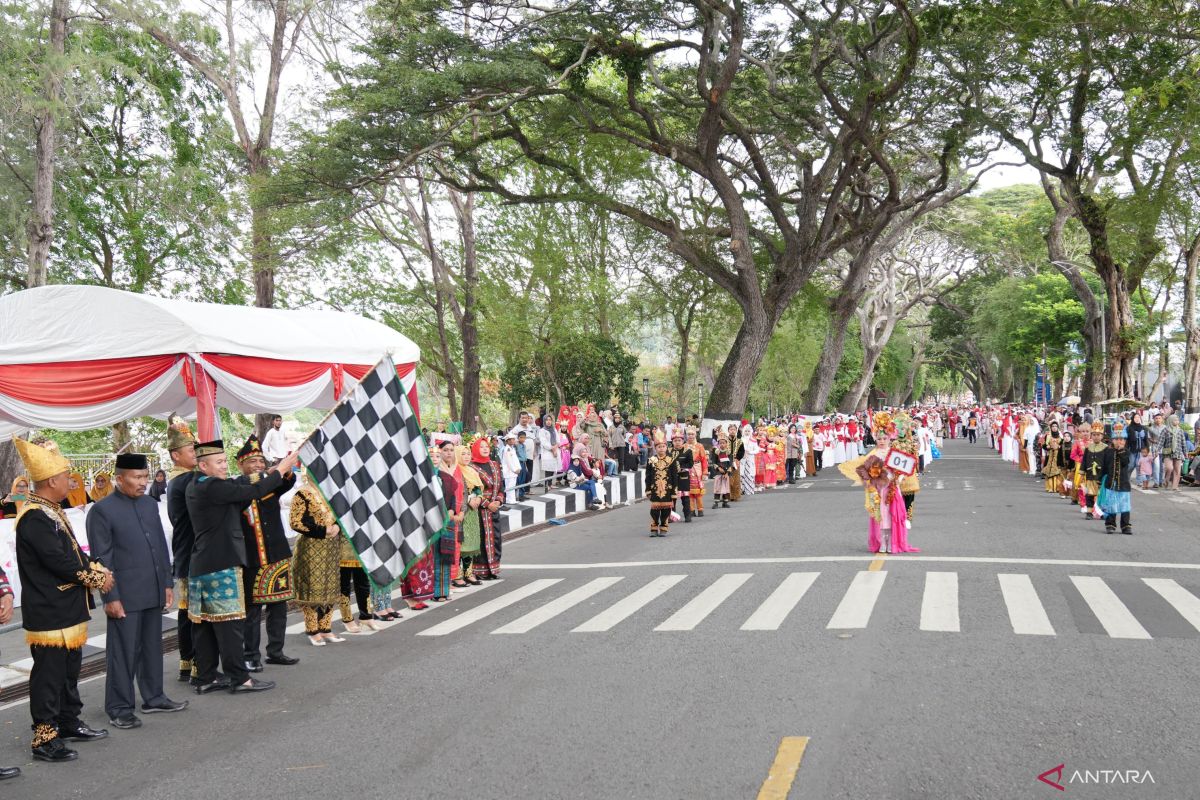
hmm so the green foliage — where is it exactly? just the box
[499,332,640,413]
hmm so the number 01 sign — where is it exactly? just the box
[885,448,917,476]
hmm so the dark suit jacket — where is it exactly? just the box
[167,471,196,580]
[186,471,285,577]
[87,491,172,612]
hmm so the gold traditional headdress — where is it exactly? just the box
[13,436,72,482]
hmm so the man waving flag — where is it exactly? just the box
[299,356,445,588]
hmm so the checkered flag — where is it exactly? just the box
[299,356,445,588]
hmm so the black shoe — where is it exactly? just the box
[1122,527,1134,535]
[58,724,108,743]
[178,671,191,683]
[141,699,188,714]
[230,678,275,694]
[684,517,692,523]
[265,654,299,666]
[697,510,704,517]
[1105,526,1116,534]
[31,739,77,763]
[0,766,19,780]
[244,660,264,673]
[108,714,141,730]
[194,679,232,695]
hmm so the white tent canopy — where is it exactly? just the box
[0,286,421,438]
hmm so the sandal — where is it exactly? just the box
[308,635,326,647]
[410,602,429,611]
[359,618,381,631]
[451,580,469,589]
[466,577,483,586]
[325,635,346,643]
[343,621,362,634]
[433,596,449,602]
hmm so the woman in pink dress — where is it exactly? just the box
[840,413,920,554]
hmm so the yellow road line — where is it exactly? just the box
[757,736,809,800]
[868,554,886,571]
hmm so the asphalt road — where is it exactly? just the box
[3,438,1198,799]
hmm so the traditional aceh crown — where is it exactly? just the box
[13,436,71,482]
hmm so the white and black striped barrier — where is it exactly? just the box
[498,470,646,534]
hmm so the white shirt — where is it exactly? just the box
[262,427,290,460]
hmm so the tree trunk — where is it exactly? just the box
[112,421,130,451]
[26,0,68,287]
[704,302,779,417]
[840,344,884,413]
[1184,232,1200,413]
[1044,198,1103,404]
[448,187,480,430]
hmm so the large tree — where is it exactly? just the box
[311,0,979,416]
[944,0,1200,398]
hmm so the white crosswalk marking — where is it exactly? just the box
[920,571,960,632]
[492,577,623,634]
[935,479,945,489]
[998,573,1056,635]
[962,479,973,491]
[573,575,687,632]
[799,482,813,489]
[656,573,753,631]
[1142,578,1200,633]
[1070,576,1152,639]
[827,570,887,629]
[417,578,562,636]
[741,572,820,631]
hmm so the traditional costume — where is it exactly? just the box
[739,425,758,493]
[470,439,504,578]
[457,445,485,585]
[290,484,342,638]
[185,439,288,691]
[645,437,680,536]
[686,431,708,515]
[839,413,920,554]
[165,420,198,682]
[1080,425,1109,518]
[711,440,732,507]
[234,436,296,670]
[15,438,112,760]
[728,425,744,501]
[669,436,694,521]
[1041,425,1067,494]
[1099,423,1133,535]
[892,412,921,523]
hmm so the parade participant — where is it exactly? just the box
[711,437,733,507]
[14,437,113,762]
[500,431,520,504]
[431,440,463,601]
[87,453,186,729]
[1099,423,1134,535]
[839,414,920,554]
[1058,431,1076,499]
[811,421,825,473]
[234,436,299,672]
[669,432,694,521]
[0,562,16,780]
[1041,422,1067,494]
[337,538,375,632]
[892,412,920,525]
[165,420,199,683]
[686,427,707,516]
[1080,424,1108,519]
[967,412,978,444]
[470,437,505,578]
[1068,428,1087,506]
[186,440,299,695]
[1161,414,1187,492]
[804,421,816,477]
[645,435,679,536]
[290,475,345,645]
[740,425,759,493]
[1023,414,1042,476]
[456,444,485,585]
[727,423,744,501]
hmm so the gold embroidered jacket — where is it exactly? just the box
[15,496,107,648]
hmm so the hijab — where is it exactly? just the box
[66,472,90,508]
[458,445,483,492]
[469,438,491,464]
[7,476,28,513]
[90,471,114,501]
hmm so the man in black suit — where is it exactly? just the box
[86,453,188,730]
[185,441,299,695]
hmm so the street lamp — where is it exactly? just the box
[642,377,650,424]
